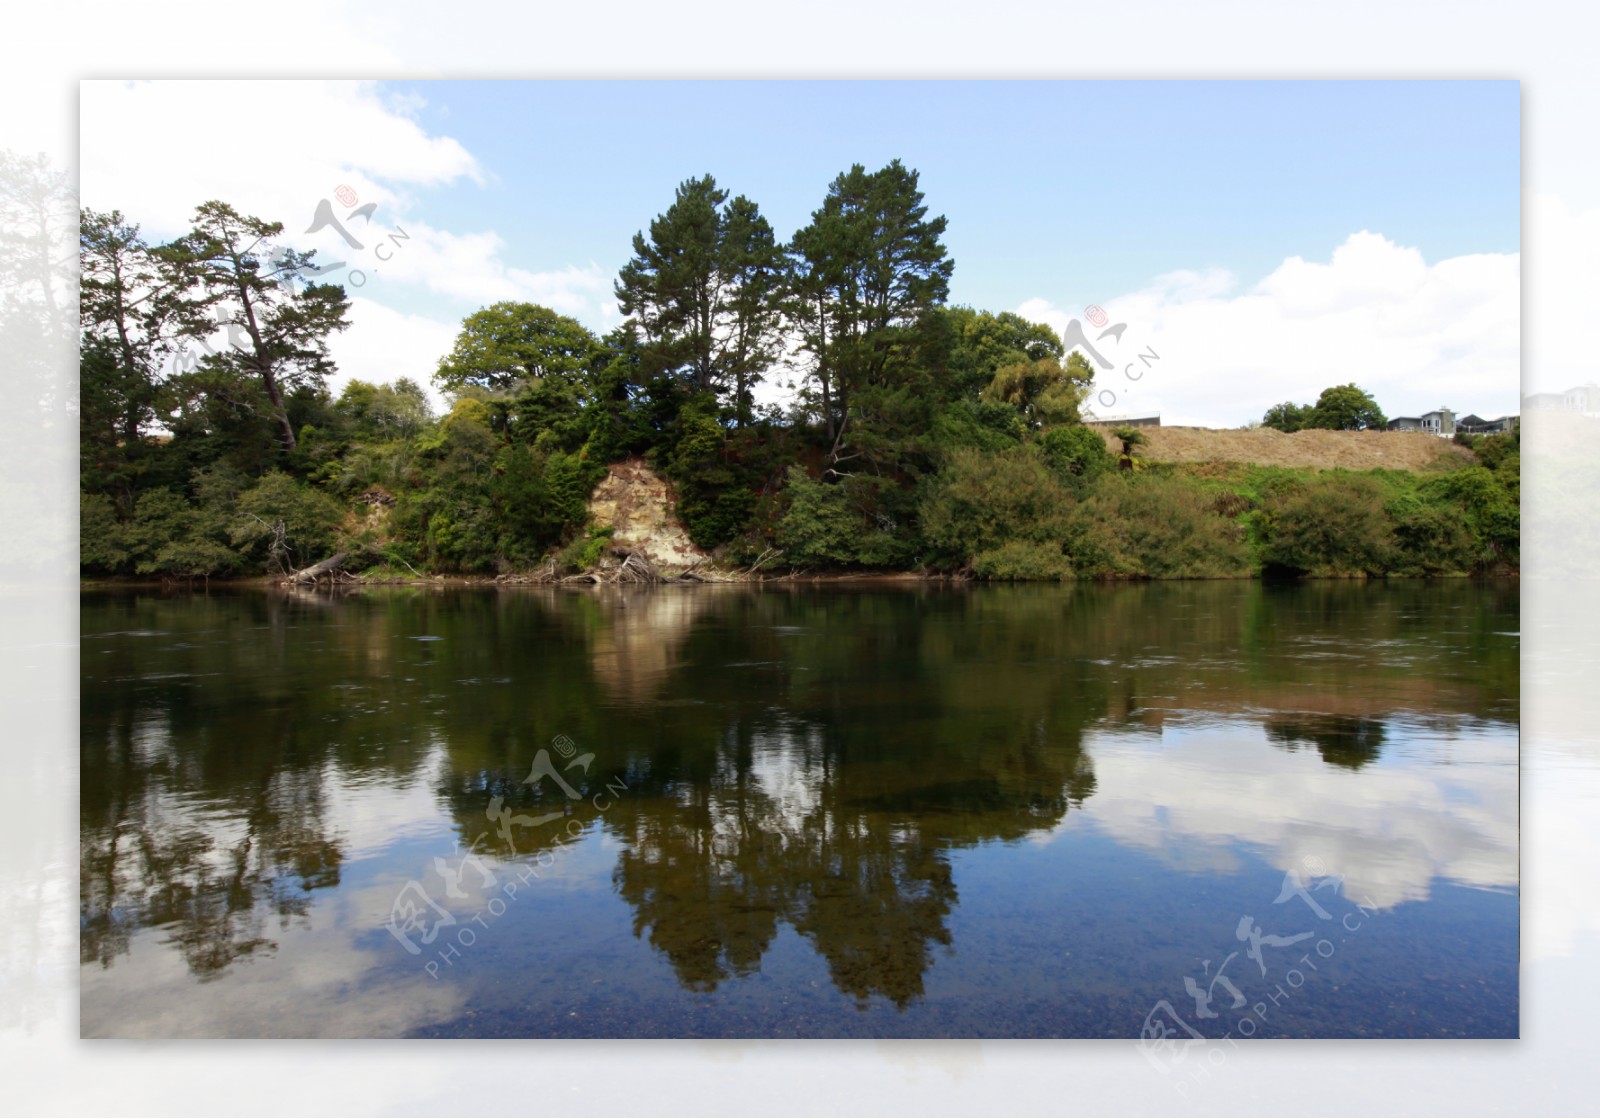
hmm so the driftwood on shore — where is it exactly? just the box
[282,552,349,585]
[488,549,753,586]
[280,545,788,589]
[559,550,662,585]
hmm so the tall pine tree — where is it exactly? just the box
[161,201,351,454]
[615,175,783,424]
[788,160,953,467]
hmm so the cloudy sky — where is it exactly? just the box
[80,79,1520,427]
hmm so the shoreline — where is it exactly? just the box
[78,569,1519,591]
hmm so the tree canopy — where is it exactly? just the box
[159,200,351,453]
[615,175,784,425]
[434,301,600,395]
[78,169,1516,584]
[1262,384,1387,432]
[1310,383,1388,431]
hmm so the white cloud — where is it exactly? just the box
[82,80,624,340]
[356,221,610,314]
[1059,724,1518,913]
[324,297,460,411]
[79,80,481,236]
[80,80,624,390]
[1020,231,1520,428]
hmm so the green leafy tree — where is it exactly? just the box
[981,353,1089,428]
[433,302,603,456]
[434,301,599,396]
[337,377,433,442]
[775,468,906,569]
[161,201,351,453]
[665,396,756,549]
[939,306,1066,398]
[1110,425,1147,471]
[1307,384,1387,431]
[231,470,346,573]
[79,209,207,507]
[115,471,252,578]
[404,399,500,571]
[928,397,1026,454]
[615,176,784,422]
[1262,400,1313,433]
[1422,464,1519,571]
[491,445,589,563]
[80,492,129,573]
[580,324,656,462]
[716,195,786,426]
[788,160,953,465]
[1389,498,1479,576]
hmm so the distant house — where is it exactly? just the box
[1386,407,1455,436]
[1456,413,1519,435]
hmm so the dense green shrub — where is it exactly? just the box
[80,493,128,574]
[1259,474,1394,576]
[928,397,1026,453]
[232,471,347,572]
[1420,465,1519,572]
[1069,474,1252,578]
[1388,498,1480,576]
[776,468,909,569]
[555,525,616,572]
[661,397,764,550]
[1039,425,1114,491]
[971,540,1073,580]
[918,445,1075,567]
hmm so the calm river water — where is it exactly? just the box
[80,581,1518,1038]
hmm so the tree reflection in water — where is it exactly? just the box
[81,579,1517,1010]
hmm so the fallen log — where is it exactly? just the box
[283,552,347,584]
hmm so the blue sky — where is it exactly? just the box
[394,79,1519,319]
[81,79,1522,425]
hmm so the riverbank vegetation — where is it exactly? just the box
[78,164,1519,582]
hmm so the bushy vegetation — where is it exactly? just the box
[919,446,1075,574]
[1071,474,1253,578]
[1262,383,1388,432]
[78,168,1518,583]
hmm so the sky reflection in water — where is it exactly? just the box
[79,581,1518,1038]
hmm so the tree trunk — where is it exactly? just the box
[283,552,346,584]
[238,283,297,452]
[258,362,296,452]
